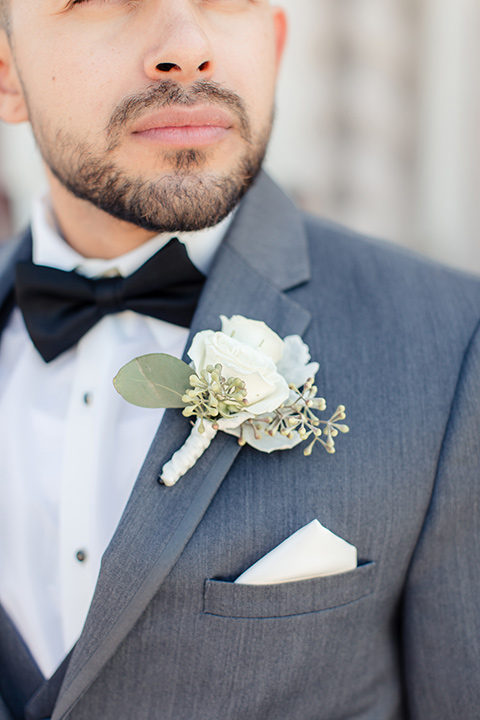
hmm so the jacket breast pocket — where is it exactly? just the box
[203,561,376,619]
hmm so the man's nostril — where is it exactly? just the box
[156,62,178,72]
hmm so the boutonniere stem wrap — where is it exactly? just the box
[114,315,349,486]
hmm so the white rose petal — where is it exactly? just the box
[276,335,319,388]
[220,315,285,364]
[216,412,253,431]
[187,329,216,372]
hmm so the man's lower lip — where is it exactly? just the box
[133,126,230,146]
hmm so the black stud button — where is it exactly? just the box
[76,550,87,563]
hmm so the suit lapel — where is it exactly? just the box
[10,175,311,720]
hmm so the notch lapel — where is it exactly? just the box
[44,175,311,719]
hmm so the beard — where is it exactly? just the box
[30,80,272,233]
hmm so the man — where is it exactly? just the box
[0,1,478,719]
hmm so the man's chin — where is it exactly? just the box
[84,168,255,233]
[44,134,266,233]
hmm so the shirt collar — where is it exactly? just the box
[31,195,234,278]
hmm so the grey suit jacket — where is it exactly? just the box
[1,172,480,720]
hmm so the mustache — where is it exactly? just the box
[106,80,251,149]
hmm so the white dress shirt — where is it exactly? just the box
[0,197,232,678]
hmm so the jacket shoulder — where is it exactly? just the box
[302,211,480,324]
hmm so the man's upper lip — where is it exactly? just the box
[132,106,234,133]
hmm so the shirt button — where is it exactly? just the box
[83,393,93,405]
[76,550,87,563]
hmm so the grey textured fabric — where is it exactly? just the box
[24,653,72,720]
[0,604,43,720]
[0,602,70,720]
[0,695,12,720]
[1,172,480,719]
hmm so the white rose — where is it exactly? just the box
[188,329,290,415]
[220,315,284,365]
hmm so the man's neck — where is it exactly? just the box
[47,170,158,259]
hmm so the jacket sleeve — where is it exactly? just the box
[402,319,480,718]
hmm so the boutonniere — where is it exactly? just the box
[114,315,348,486]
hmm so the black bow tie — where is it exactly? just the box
[15,238,205,362]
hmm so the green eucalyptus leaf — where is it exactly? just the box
[113,353,193,408]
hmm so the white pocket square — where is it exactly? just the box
[234,519,357,585]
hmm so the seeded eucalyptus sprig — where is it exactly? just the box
[181,363,248,433]
[238,377,349,456]
[237,379,348,456]
[180,367,349,454]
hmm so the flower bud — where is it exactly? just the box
[189,375,203,387]
[304,440,315,456]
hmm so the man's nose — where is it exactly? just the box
[143,2,215,83]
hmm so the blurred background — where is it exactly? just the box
[0,0,479,274]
